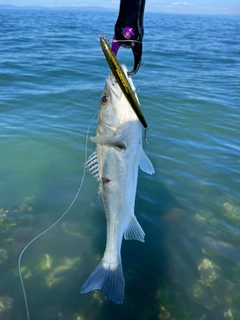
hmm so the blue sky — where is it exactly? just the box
[1,0,240,14]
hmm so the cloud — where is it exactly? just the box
[168,2,190,9]
[172,2,189,6]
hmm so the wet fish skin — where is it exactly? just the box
[81,65,154,304]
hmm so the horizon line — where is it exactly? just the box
[0,4,239,15]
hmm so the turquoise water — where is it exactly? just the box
[1,9,240,320]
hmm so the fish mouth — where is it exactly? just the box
[106,74,120,96]
[99,36,148,129]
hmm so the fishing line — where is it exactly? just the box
[98,34,141,45]
[139,53,152,71]
[99,35,153,70]
[18,111,97,320]
[138,41,154,73]
[107,36,153,69]
[110,38,142,44]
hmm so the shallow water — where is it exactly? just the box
[0,9,240,320]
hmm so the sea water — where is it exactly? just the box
[0,9,240,320]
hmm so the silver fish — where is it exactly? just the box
[80,65,154,304]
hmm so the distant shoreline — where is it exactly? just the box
[1,4,239,15]
[0,5,116,11]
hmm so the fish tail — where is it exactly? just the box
[80,260,125,304]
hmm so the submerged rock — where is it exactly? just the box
[223,203,235,214]
[223,202,240,221]
[0,248,7,264]
[39,254,52,270]
[45,256,80,287]
[61,222,85,238]
[0,295,13,312]
[20,266,33,280]
[224,308,234,320]
[198,258,220,286]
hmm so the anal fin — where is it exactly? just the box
[93,189,102,207]
[124,216,145,242]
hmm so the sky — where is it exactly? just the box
[1,0,240,14]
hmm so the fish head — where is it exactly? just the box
[98,64,139,133]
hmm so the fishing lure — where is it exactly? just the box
[99,36,148,130]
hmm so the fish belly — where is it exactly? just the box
[81,144,144,304]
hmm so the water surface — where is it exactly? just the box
[0,9,240,320]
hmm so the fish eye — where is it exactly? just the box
[100,93,110,106]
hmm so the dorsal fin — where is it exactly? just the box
[84,151,99,181]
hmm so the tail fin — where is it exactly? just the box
[80,260,125,304]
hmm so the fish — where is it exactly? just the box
[80,64,154,304]
[99,35,148,129]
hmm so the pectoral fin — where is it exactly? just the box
[139,150,155,175]
[91,135,126,150]
[84,151,99,181]
[124,216,145,242]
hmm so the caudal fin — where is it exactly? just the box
[80,260,125,304]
